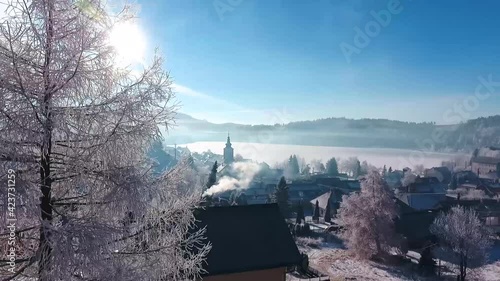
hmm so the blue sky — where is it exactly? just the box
[136,0,500,124]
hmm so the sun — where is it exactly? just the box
[109,21,146,65]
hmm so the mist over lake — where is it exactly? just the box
[175,142,466,170]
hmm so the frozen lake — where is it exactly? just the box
[175,142,467,170]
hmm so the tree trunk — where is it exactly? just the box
[38,2,54,279]
[459,254,466,281]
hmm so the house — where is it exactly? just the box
[312,176,343,186]
[396,192,447,211]
[309,188,348,217]
[405,177,447,193]
[481,180,500,197]
[385,170,404,188]
[395,209,439,249]
[471,147,500,176]
[436,198,500,234]
[449,170,480,189]
[193,204,301,281]
[288,182,330,206]
[424,166,452,184]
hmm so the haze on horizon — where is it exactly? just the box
[132,0,500,125]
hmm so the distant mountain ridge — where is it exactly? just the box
[165,113,500,152]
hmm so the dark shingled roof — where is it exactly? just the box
[471,156,500,165]
[193,204,301,277]
[396,193,447,210]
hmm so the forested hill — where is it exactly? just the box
[165,114,500,152]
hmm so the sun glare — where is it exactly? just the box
[109,21,146,65]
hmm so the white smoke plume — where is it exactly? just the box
[204,162,261,196]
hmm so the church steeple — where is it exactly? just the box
[224,133,234,164]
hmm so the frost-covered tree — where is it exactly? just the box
[310,159,325,174]
[301,164,311,175]
[340,157,361,178]
[413,164,425,175]
[430,206,492,281]
[272,176,289,217]
[360,160,377,176]
[338,171,398,259]
[0,1,209,280]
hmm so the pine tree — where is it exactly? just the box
[388,166,393,173]
[272,176,290,217]
[353,160,362,178]
[296,204,305,224]
[206,161,218,190]
[326,157,339,176]
[382,165,387,176]
[324,201,332,223]
[288,155,300,175]
[313,200,320,222]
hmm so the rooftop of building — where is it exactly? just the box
[193,203,301,277]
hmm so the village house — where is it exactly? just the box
[436,198,500,234]
[471,147,500,177]
[396,177,448,211]
[193,204,301,281]
[309,180,361,219]
[396,193,447,211]
[384,170,404,188]
[424,166,452,184]
[288,182,331,206]
[395,209,439,249]
[310,190,336,219]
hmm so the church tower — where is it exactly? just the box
[223,133,234,164]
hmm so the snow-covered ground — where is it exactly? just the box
[299,241,500,281]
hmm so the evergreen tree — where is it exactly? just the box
[288,155,300,175]
[206,161,218,190]
[382,165,387,176]
[272,176,290,216]
[353,159,362,178]
[313,200,320,222]
[388,166,393,173]
[326,157,339,176]
[296,204,305,224]
[324,201,332,223]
